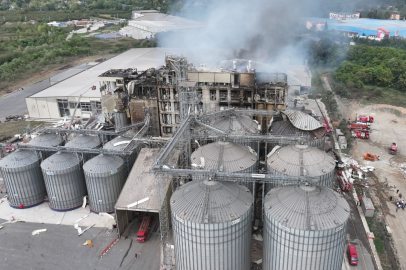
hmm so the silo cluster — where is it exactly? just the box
[0,150,46,208]
[170,179,253,270]
[262,185,350,270]
[83,154,126,213]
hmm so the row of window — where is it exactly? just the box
[57,99,102,117]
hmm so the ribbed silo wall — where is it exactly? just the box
[0,151,46,208]
[263,211,348,270]
[83,155,126,213]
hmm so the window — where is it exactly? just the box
[80,102,91,112]
[57,99,70,117]
[91,101,102,113]
[69,102,77,109]
[210,90,216,101]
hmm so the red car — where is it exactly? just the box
[348,245,358,265]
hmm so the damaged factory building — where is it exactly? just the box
[98,56,288,137]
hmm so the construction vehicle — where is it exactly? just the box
[137,216,152,243]
[338,170,352,191]
[363,152,379,161]
[351,130,369,139]
[357,115,374,123]
[390,143,397,155]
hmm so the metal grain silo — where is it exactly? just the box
[191,141,258,173]
[28,133,63,158]
[65,134,101,161]
[266,144,335,190]
[41,152,87,211]
[263,185,350,270]
[171,180,253,270]
[83,154,126,213]
[114,111,129,130]
[213,115,260,135]
[104,136,138,170]
[0,150,46,208]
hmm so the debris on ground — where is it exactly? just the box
[83,240,94,248]
[32,229,47,235]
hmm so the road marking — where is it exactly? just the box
[346,235,356,270]
[350,213,368,269]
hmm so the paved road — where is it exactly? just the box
[0,79,51,122]
[0,217,161,270]
[345,194,377,270]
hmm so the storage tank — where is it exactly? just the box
[83,154,126,213]
[266,144,335,191]
[114,111,129,130]
[65,134,101,161]
[191,141,257,173]
[0,150,46,208]
[104,136,138,170]
[41,152,87,211]
[27,133,63,158]
[213,115,260,135]
[263,185,350,270]
[171,179,253,270]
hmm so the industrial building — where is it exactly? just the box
[7,49,353,270]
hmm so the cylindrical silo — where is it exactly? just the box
[171,180,253,270]
[28,133,63,158]
[263,185,350,270]
[0,150,46,208]
[266,144,335,191]
[65,134,101,161]
[191,141,258,173]
[114,111,129,130]
[41,152,87,211]
[213,115,260,135]
[83,154,126,213]
[104,136,138,171]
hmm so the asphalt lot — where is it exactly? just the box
[0,79,51,122]
[0,216,161,270]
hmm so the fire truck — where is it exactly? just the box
[348,123,369,131]
[357,115,374,123]
[338,171,352,191]
[137,216,152,243]
[351,130,369,139]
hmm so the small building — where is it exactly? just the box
[361,196,375,217]
[390,11,401,20]
[336,128,347,149]
[329,12,360,20]
[28,20,36,24]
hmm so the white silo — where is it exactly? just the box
[263,185,350,270]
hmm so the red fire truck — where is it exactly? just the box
[348,123,369,132]
[357,115,374,123]
[351,130,369,139]
[390,143,397,155]
[338,171,352,191]
[137,216,152,243]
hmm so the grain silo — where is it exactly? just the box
[65,134,101,161]
[266,144,335,190]
[263,185,350,270]
[83,154,126,213]
[27,133,63,158]
[0,150,46,208]
[104,136,138,170]
[41,152,87,211]
[213,115,260,135]
[171,179,253,270]
[190,141,257,173]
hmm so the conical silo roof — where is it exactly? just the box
[28,133,62,147]
[103,136,131,151]
[191,141,257,172]
[267,144,335,177]
[264,185,350,230]
[171,180,252,223]
[66,134,100,149]
[41,152,81,171]
[83,154,123,174]
[0,150,38,168]
[213,115,259,134]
